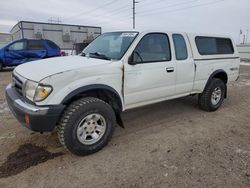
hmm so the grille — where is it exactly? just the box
[12,74,24,96]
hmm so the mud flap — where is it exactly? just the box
[116,113,124,128]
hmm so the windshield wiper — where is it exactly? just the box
[89,52,111,60]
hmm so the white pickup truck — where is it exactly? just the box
[6,31,240,155]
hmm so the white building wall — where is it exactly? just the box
[10,21,101,52]
[237,45,250,60]
[0,33,11,48]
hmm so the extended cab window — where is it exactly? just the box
[173,34,188,60]
[134,33,171,63]
[28,40,44,50]
[8,41,26,51]
[195,37,234,55]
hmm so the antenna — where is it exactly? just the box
[48,17,62,24]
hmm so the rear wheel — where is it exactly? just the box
[57,97,116,156]
[198,78,226,112]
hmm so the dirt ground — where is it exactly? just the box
[0,64,249,188]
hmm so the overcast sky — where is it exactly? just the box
[0,0,249,43]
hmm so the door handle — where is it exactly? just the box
[166,67,174,73]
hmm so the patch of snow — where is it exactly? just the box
[240,62,250,66]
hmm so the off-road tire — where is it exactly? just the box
[57,97,116,156]
[198,78,226,112]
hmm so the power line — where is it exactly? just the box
[73,5,130,22]
[85,9,131,25]
[88,5,131,19]
[138,0,225,17]
[137,0,203,15]
[64,0,119,21]
[79,5,131,25]
[140,0,173,6]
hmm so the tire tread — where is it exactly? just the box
[57,97,108,153]
[198,78,225,112]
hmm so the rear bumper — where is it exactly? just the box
[5,84,65,132]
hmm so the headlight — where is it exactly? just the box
[34,85,53,102]
[24,80,38,101]
[24,80,53,102]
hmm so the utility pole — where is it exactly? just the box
[238,28,242,44]
[246,29,249,44]
[133,0,139,29]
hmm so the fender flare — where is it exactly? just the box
[204,69,228,98]
[61,84,123,111]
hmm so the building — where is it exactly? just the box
[237,44,250,60]
[10,21,102,54]
[0,33,11,48]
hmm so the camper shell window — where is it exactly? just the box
[195,36,234,55]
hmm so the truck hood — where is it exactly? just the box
[14,56,111,81]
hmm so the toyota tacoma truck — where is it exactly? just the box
[5,31,240,155]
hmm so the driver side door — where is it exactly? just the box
[124,33,176,109]
[4,40,28,66]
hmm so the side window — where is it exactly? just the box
[195,37,234,55]
[28,40,44,50]
[8,41,26,51]
[133,33,171,63]
[173,34,188,60]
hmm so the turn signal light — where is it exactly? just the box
[25,115,30,124]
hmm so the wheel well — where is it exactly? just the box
[213,72,228,84]
[63,88,123,114]
[206,71,228,98]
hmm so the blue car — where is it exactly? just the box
[0,39,61,71]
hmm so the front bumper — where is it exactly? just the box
[5,84,65,132]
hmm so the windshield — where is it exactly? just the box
[82,32,138,60]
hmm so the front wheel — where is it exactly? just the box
[198,78,226,112]
[57,97,116,156]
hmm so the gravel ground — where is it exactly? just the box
[0,64,249,188]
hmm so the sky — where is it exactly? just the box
[0,0,249,43]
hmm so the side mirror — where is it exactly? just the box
[128,52,137,65]
[5,48,9,52]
